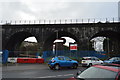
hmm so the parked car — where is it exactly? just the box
[67,64,120,80]
[104,57,120,64]
[81,57,103,67]
[112,60,120,64]
[8,57,17,63]
[0,51,2,63]
[48,56,78,70]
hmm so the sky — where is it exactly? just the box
[25,36,76,47]
[24,37,37,43]
[0,0,119,22]
[25,36,105,51]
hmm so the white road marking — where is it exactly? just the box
[37,76,57,78]
[36,74,74,78]
[57,75,63,77]
[63,74,74,76]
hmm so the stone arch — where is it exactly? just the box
[91,30,120,40]
[43,30,79,51]
[5,31,38,57]
[90,30,120,56]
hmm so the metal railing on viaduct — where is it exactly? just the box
[0,17,120,25]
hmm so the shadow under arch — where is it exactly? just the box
[90,30,120,56]
[5,31,38,57]
[43,31,79,51]
[91,30,120,40]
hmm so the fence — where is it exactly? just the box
[7,51,41,58]
[2,50,120,62]
[0,17,120,25]
[43,50,107,62]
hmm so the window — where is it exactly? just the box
[65,57,71,61]
[82,58,91,60]
[52,57,55,60]
[118,75,120,80]
[91,58,96,60]
[77,67,117,80]
[117,57,120,60]
[94,58,99,61]
[58,57,64,60]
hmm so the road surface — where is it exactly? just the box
[2,63,87,80]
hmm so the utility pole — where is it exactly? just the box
[56,30,58,57]
[107,38,110,58]
[53,44,55,55]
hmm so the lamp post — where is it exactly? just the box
[56,30,58,56]
[107,38,110,58]
[53,44,55,55]
[54,30,58,57]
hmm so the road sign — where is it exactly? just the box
[70,44,77,50]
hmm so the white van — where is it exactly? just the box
[81,57,103,67]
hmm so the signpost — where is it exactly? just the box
[70,43,77,50]
[69,43,78,59]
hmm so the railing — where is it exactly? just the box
[0,17,120,25]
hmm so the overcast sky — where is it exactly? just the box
[0,0,120,21]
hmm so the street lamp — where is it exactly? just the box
[53,44,55,55]
[56,30,58,56]
[54,30,59,56]
[107,38,110,58]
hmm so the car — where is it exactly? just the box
[48,56,78,70]
[81,56,103,67]
[67,64,120,80]
[8,57,17,63]
[104,57,120,64]
[112,60,120,64]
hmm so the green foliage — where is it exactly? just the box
[18,41,42,57]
